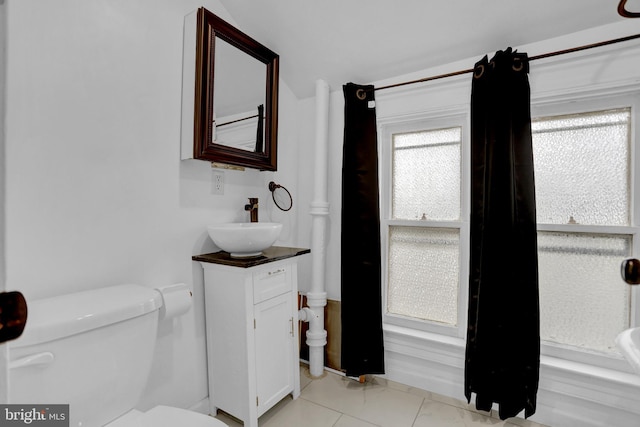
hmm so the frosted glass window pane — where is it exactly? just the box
[532,109,630,226]
[538,232,631,353]
[387,226,459,325]
[392,127,461,220]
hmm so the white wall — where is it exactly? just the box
[295,18,640,427]
[3,0,301,412]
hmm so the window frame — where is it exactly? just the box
[379,92,640,371]
[380,110,470,339]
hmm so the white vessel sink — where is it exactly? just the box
[207,222,282,257]
[616,327,640,375]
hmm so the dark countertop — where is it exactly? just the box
[193,246,310,268]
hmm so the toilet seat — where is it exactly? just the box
[105,405,226,427]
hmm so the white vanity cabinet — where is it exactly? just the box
[196,248,308,427]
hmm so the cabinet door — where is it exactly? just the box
[254,292,294,415]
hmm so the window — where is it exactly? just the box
[391,127,461,221]
[533,108,633,355]
[382,116,467,334]
[382,98,638,364]
[533,109,630,227]
[387,226,460,325]
[388,126,462,326]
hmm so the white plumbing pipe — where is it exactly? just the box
[313,79,330,203]
[298,307,319,327]
[304,79,330,378]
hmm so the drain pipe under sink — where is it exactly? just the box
[300,79,330,378]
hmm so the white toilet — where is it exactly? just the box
[8,284,226,427]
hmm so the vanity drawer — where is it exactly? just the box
[253,266,291,304]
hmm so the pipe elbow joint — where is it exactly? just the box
[298,307,319,327]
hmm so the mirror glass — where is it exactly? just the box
[213,38,266,151]
[193,8,279,170]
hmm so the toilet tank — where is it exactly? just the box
[8,284,163,427]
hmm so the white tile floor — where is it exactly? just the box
[213,365,549,427]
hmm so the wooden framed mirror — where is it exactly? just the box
[191,7,279,170]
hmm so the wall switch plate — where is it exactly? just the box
[212,170,224,195]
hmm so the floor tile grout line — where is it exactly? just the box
[298,394,345,416]
[331,412,385,427]
[410,397,426,427]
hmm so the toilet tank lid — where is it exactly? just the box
[12,284,163,348]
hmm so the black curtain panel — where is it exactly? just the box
[340,83,385,377]
[464,49,540,420]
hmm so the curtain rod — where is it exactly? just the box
[374,32,640,93]
[216,114,259,128]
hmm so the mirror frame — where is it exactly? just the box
[193,7,279,170]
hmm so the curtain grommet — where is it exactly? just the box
[356,88,367,100]
[512,59,524,72]
[474,64,485,79]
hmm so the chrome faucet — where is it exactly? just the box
[245,198,259,222]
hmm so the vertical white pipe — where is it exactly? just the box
[306,79,330,378]
[313,79,330,207]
